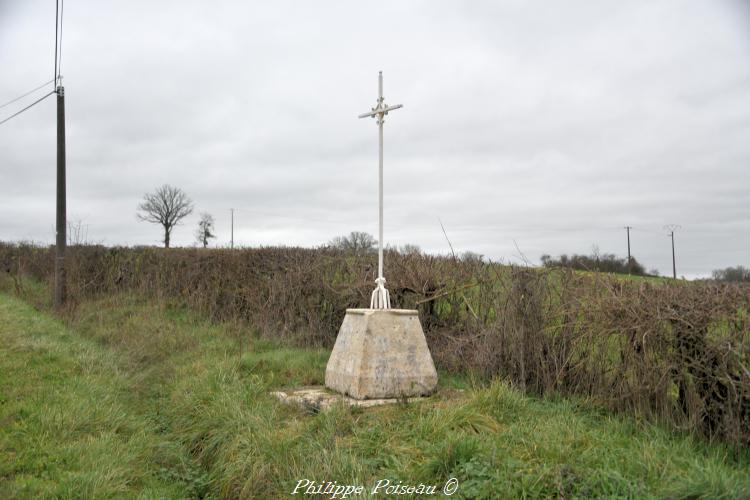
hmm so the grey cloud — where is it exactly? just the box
[1,0,749,277]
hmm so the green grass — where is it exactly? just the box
[0,294,205,498]
[1,290,749,499]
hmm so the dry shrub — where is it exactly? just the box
[1,242,749,445]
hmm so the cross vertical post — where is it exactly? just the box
[359,71,403,309]
[377,73,384,282]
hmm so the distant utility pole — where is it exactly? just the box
[624,226,632,274]
[230,208,234,249]
[664,224,680,279]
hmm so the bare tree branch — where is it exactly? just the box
[136,184,194,248]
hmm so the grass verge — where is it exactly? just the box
[1,290,749,498]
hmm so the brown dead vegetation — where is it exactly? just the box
[2,242,749,445]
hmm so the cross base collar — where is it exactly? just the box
[370,277,391,309]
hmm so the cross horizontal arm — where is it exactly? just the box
[357,103,404,119]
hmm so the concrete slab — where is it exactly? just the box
[325,309,438,399]
[271,386,428,412]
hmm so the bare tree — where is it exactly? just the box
[399,243,422,255]
[195,212,216,248]
[460,251,484,262]
[327,231,376,254]
[712,265,750,282]
[137,184,194,248]
[67,218,90,246]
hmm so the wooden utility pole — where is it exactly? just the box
[624,226,632,274]
[670,231,676,279]
[54,84,66,307]
[664,224,680,279]
[230,208,234,249]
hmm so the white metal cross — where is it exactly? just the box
[359,71,403,309]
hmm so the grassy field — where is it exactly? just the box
[1,290,749,499]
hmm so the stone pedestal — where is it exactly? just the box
[325,309,438,400]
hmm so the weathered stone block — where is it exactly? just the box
[325,309,438,399]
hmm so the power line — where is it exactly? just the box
[0,0,63,126]
[54,0,59,87]
[631,226,663,235]
[434,223,624,234]
[233,207,351,226]
[57,0,65,82]
[0,79,55,110]
[0,91,55,126]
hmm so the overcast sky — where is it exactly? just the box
[1,1,749,278]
